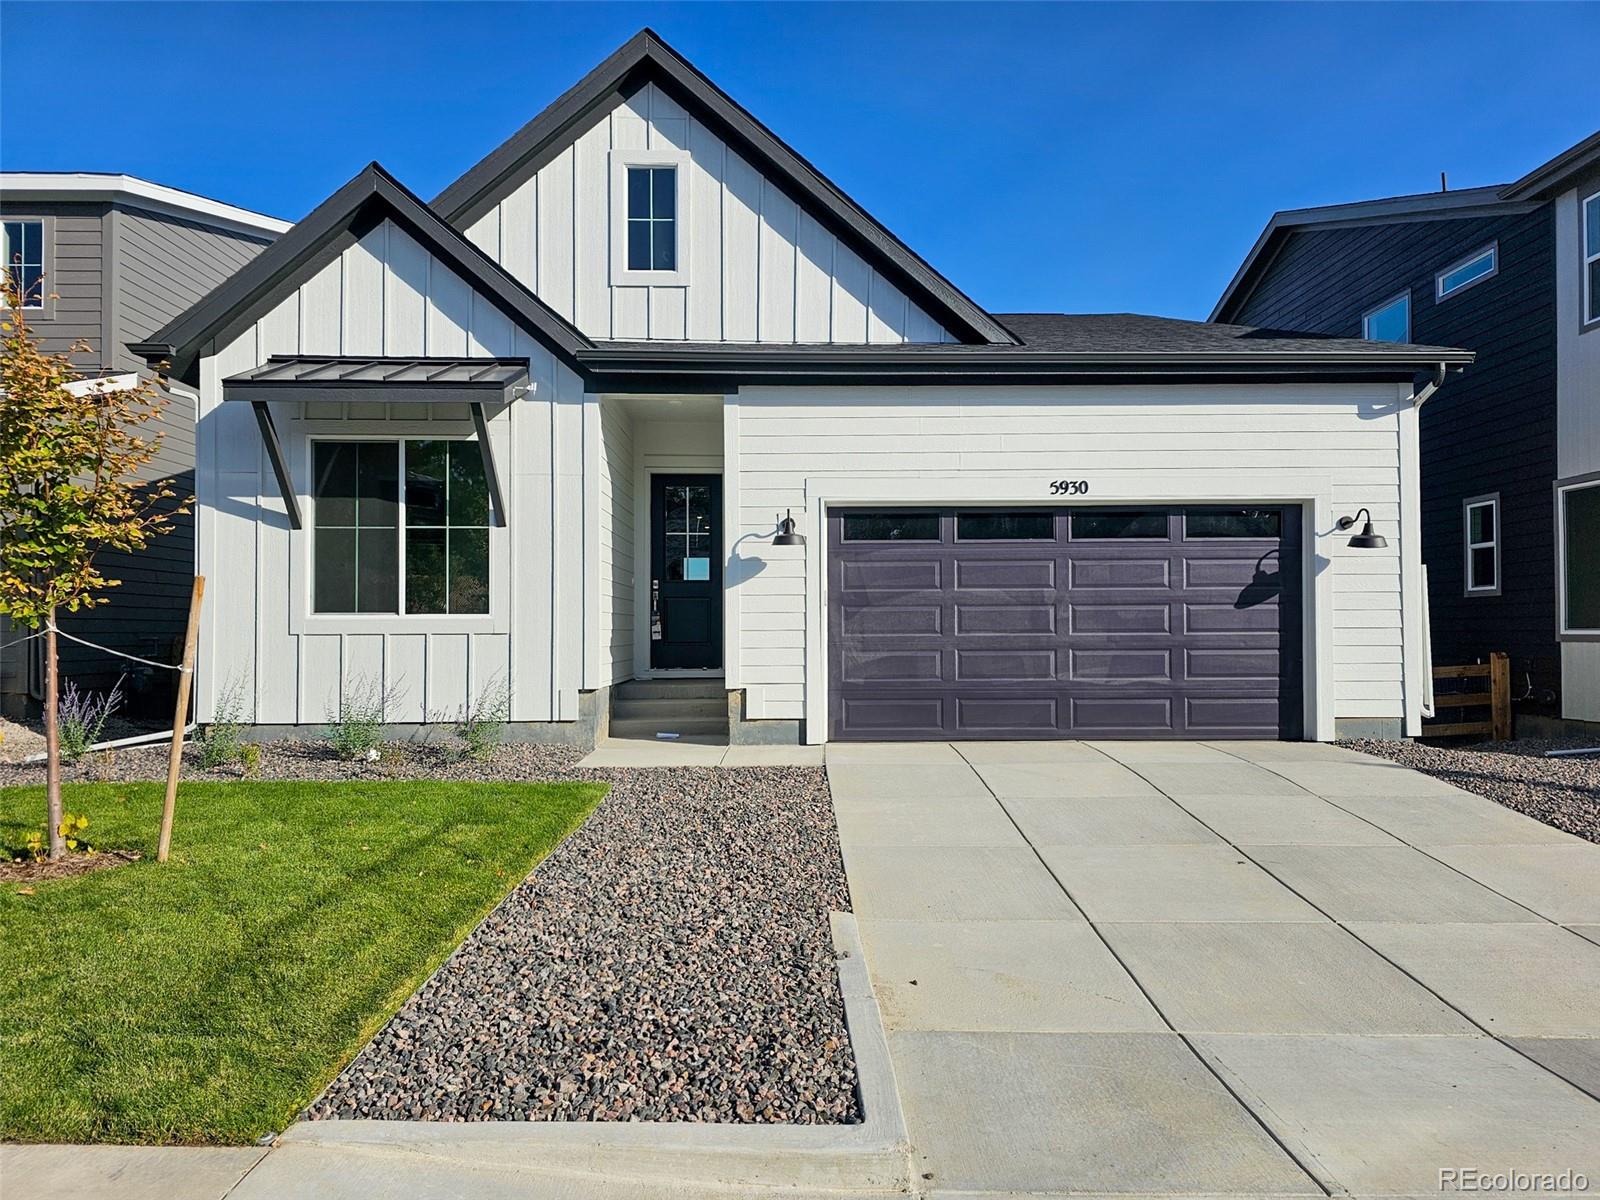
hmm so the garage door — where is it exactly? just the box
[828,507,1303,741]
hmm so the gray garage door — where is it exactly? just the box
[828,507,1303,741]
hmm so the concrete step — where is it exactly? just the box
[612,697,727,721]
[614,678,727,701]
[609,715,729,739]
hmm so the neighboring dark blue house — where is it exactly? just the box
[1214,132,1600,731]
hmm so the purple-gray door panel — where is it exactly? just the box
[827,507,1303,741]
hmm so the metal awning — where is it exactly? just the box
[223,356,525,531]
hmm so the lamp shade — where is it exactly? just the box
[1337,507,1387,549]
[773,509,805,546]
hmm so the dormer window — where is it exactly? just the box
[611,149,689,286]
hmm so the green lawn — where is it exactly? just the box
[0,777,605,1145]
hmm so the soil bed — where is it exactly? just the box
[1,848,141,884]
[1342,736,1600,844]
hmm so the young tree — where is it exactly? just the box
[0,273,189,858]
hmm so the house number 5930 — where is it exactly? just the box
[1049,479,1090,496]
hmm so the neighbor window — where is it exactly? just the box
[1463,494,1499,596]
[841,512,940,541]
[956,511,1054,540]
[1558,479,1600,635]
[1436,243,1497,300]
[1070,510,1168,539]
[2,219,43,308]
[1585,191,1600,326]
[1362,292,1410,342]
[313,440,490,615]
[626,165,676,272]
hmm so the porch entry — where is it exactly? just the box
[649,474,723,670]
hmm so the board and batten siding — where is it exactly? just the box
[461,82,954,345]
[195,217,593,726]
[728,383,1421,738]
[599,397,636,685]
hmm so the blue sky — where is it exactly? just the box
[3,2,1594,320]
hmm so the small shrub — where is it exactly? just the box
[57,678,124,763]
[195,679,247,770]
[455,679,510,762]
[239,742,262,777]
[327,675,388,761]
[12,812,94,861]
[58,812,92,854]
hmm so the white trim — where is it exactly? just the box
[62,372,140,397]
[291,427,509,637]
[1435,242,1498,301]
[1397,389,1426,736]
[609,149,690,287]
[797,473,1338,745]
[1462,492,1501,597]
[1583,190,1600,327]
[1556,477,1600,637]
[631,457,724,680]
[0,173,290,237]
[1362,290,1411,343]
[722,393,742,690]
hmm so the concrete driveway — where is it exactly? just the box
[829,739,1600,1198]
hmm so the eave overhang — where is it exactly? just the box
[578,344,1475,392]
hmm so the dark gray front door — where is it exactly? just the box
[828,507,1303,740]
[650,474,722,670]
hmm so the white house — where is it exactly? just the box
[135,30,1472,746]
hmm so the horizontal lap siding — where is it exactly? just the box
[734,385,1408,724]
[1232,210,1559,705]
[463,83,951,345]
[198,219,585,726]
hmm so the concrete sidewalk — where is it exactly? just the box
[832,738,1600,1197]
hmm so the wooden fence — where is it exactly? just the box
[1422,652,1510,742]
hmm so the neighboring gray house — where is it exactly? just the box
[1213,131,1600,729]
[136,30,1473,747]
[1,174,289,717]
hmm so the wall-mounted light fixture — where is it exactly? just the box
[773,509,805,546]
[1337,508,1387,549]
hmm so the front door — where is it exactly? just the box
[650,474,723,670]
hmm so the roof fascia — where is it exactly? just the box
[1502,130,1600,201]
[431,29,1017,346]
[0,172,290,237]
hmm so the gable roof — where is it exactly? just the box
[132,162,591,384]
[1213,128,1600,323]
[431,28,1018,347]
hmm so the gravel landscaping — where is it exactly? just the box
[1,739,860,1125]
[1344,737,1600,844]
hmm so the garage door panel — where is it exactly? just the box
[1069,558,1172,589]
[838,602,943,636]
[1070,603,1172,634]
[829,507,1303,741]
[954,649,1057,682]
[1070,648,1173,681]
[954,558,1057,589]
[956,695,1058,733]
[1069,696,1175,733]
[839,648,945,683]
[955,603,1057,635]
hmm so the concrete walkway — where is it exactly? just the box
[831,739,1600,1197]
